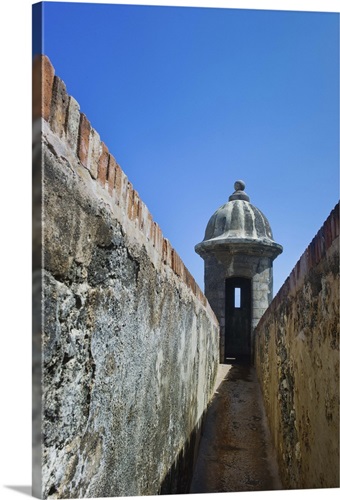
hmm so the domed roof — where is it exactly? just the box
[195,180,282,258]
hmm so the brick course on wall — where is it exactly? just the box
[32,54,219,499]
[32,54,211,306]
[254,203,339,489]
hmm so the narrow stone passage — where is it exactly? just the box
[190,364,282,493]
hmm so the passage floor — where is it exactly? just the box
[190,364,282,493]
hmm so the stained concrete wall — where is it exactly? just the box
[32,55,219,499]
[254,204,339,489]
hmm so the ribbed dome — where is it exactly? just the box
[203,180,274,243]
[204,199,274,242]
[195,180,282,258]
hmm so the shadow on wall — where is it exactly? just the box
[159,413,206,494]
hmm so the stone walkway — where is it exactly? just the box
[190,364,282,493]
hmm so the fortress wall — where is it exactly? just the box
[254,203,339,489]
[32,55,219,499]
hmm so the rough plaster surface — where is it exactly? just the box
[35,122,219,499]
[255,223,339,489]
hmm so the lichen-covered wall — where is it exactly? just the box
[254,204,339,489]
[33,55,219,499]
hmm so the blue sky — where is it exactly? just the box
[36,1,339,295]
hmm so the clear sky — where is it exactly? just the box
[36,0,339,295]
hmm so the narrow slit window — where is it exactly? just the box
[234,287,241,308]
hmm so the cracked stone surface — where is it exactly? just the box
[34,127,219,499]
[190,364,282,493]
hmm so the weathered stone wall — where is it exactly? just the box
[254,204,339,489]
[203,251,274,362]
[32,55,220,499]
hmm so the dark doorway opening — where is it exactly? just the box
[225,277,251,363]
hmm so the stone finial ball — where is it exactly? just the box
[234,180,246,191]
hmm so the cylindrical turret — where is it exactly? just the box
[195,180,282,363]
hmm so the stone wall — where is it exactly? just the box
[32,55,220,499]
[254,204,339,489]
[203,251,274,362]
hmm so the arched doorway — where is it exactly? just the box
[225,277,251,363]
